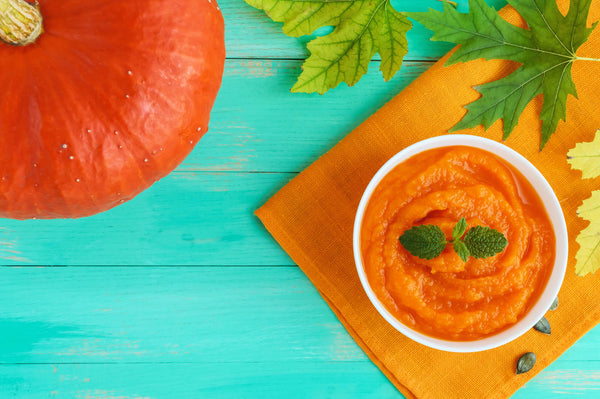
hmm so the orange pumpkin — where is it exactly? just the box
[0,0,225,218]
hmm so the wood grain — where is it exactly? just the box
[0,267,364,362]
[198,60,432,172]
[0,172,295,265]
[223,0,508,61]
[2,363,599,398]
[0,363,400,399]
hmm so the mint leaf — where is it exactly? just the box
[452,217,467,241]
[399,225,446,260]
[463,226,508,259]
[245,0,411,94]
[453,240,470,262]
[406,0,599,149]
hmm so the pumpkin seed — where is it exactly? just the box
[549,297,559,311]
[533,316,551,335]
[516,352,536,375]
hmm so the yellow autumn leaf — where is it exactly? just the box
[568,129,600,179]
[568,129,600,276]
[574,191,600,276]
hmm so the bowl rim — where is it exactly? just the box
[353,134,568,352]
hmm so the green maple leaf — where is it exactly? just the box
[406,0,599,149]
[245,0,411,94]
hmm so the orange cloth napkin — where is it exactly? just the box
[255,1,600,398]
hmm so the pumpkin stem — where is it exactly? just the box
[0,0,43,46]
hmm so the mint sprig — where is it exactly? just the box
[399,218,507,262]
[398,224,447,260]
[452,240,470,262]
[463,225,508,259]
[452,217,467,241]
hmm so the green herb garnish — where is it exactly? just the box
[463,225,509,259]
[399,218,507,261]
[398,224,447,260]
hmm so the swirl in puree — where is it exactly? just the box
[360,146,555,340]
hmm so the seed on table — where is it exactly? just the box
[516,352,536,375]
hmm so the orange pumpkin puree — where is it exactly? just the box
[360,146,555,341]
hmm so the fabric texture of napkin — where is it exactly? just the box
[255,1,600,397]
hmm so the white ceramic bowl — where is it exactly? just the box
[353,134,568,352]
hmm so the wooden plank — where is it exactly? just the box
[1,363,599,399]
[0,267,366,363]
[0,267,598,398]
[222,0,508,61]
[518,365,600,398]
[0,173,295,266]
[0,363,401,399]
[2,363,599,399]
[3,363,600,399]
[196,59,432,172]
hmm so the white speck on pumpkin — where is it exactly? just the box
[189,140,194,144]
[125,94,130,98]
[75,178,80,182]
[197,127,202,132]
[118,145,123,149]
[69,156,74,160]
[144,158,148,162]
[61,144,68,149]
[114,130,119,135]
[127,70,132,76]
[33,163,37,167]
[87,129,92,133]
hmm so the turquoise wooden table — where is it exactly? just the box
[2,0,599,397]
